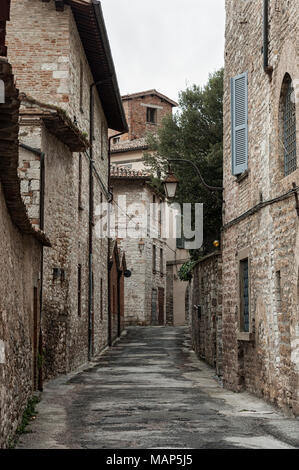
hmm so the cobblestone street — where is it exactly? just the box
[17,327,299,449]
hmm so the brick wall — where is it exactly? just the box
[114,94,174,142]
[223,0,299,414]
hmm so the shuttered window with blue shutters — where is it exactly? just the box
[240,258,250,333]
[231,72,248,175]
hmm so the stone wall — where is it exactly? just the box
[223,0,299,415]
[189,253,222,376]
[0,58,42,448]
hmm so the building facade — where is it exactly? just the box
[110,90,189,326]
[110,167,167,326]
[0,1,50,446]
[6,0,127,379]
[223,0,299,415]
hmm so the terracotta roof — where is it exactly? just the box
[111,137,148,154]
[122,89,178,108]
[0,59,50,246]
[110,165,151,180]
[48,0,127,132]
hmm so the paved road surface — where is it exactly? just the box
[17,327,299,449]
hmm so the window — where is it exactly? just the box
[239,258,249,333]
[231,72,248,175]
[158,200,162,238]
[101,122,106,160]
[176,237,185,250]
[78,264,82,317]
[160,248,163,276]
[78,153,83,210]
[281,75,297,176]
[100,278,103,321]
[113,137,120,145]
[147,107,157,124]
[152,245,156,273]
[176,213,185,249]
[79,61,84,112]
[275,271,282,314]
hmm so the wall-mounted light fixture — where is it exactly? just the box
[138,239,145,255]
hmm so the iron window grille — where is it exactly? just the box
[240,259,249,333]
[284,80,297,176]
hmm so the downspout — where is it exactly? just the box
[38,151,45,391]
[19,143,45,391]
[263,0,273,76]
[108,132,126,346]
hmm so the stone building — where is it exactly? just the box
[110,167,167,326]
[222,0,299,415]
[0,1,50,447]
[110,90,177,171]
[6,0,127,379]
[110,90,190,326]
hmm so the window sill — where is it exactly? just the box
[237,331,254,342]
[235,170,249,184]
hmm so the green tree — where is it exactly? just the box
[144,69,223,257]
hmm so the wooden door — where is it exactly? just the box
[33,287,38,390]
[151,289,158,325]
[158,288,165,326]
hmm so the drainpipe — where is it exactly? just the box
[19,143,45,391]
[263,0,273,76]
[38,151,45,391]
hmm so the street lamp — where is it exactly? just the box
[163,168,179,199]
[162,159,223,199]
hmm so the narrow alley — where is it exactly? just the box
[17,328,299,450]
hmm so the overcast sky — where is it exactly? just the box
[100,0,225,103]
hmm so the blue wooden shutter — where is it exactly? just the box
[231,72,248,175]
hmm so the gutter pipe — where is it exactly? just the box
[263,0,273,75]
